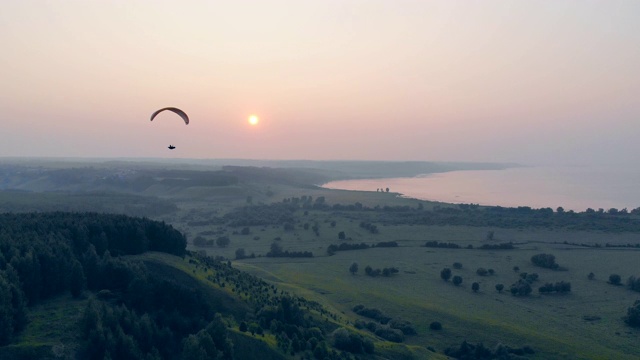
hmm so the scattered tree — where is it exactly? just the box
[453,262,463,270]
[495,284,504,293]
[440,268,452,282]
[349,262,359,275]
[216,236,231,247]
[452,276,463,286]
[609,274,622,286]
[627,276,640,292]
[626,300,640,327]
[472,282,480,292]
[588,272,595,280]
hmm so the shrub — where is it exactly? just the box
[216,236,230,247]
[627,276,640,292]
[476,268,488,276]
[332,327,374,354]
[626,300,640,327]
[440,268,452,281]
[472,282,480,292]
[531,253,561,270]
[453,262,463,269]
[609,274,622,285]
[374,327,404,343]
[389,319,417,335]
[429,321,442,330]
[510,280,532,296]
[452,275,463,286]
[588,272,595,280]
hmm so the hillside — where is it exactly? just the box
[0,211,438,360]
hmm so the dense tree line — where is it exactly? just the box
[352,305,414,343]
[0,212,186,346]
[327,242,370,255]
[266,242,313,258]
[364,266,399,277]
[425,241,461,249]
[539,281,571,294]
[328,200,640,232]
[375,241,398,248]
[327,241,398,255]
[478,242,516,250]
[444,340,535,359]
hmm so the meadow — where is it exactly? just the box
[1,160,639,359]
[171,186,640,359]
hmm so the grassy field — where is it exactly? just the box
[173,185,640,359]
[3,162,639,359]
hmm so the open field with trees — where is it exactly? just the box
[1,160,639,359]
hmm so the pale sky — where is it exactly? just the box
[1,1,638,165]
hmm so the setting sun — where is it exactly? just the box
[248,115,259,125]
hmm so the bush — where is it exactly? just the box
[389,319,417,335]
[627,276,640,292]
[352,305,391,324]
[332,327,374,354]
[452,276,463,286]
[531,253,561,270]
[588,272,595,280]
[440,268,452,281]
[453,262,463,269]
[429,321,442,330]
[626,300,640,327]
[609,274,622,285]
[510,280,532,296]
[374,327,404,343]
[216,236,230,247]
[472,282,480,292]
[476,268,488,276]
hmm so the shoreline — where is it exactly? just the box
[321,166,640,212]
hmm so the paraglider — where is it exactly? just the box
[150,107,189,124]
[150,107,189,150]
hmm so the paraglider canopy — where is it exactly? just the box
[168,145,176,150]
[150,107,189,125]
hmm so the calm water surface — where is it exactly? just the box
[322,166,640,212]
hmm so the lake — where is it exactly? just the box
[322,165,640,212]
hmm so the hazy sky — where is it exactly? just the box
[1,1,638,165]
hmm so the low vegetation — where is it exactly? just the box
[3,162,640,359]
